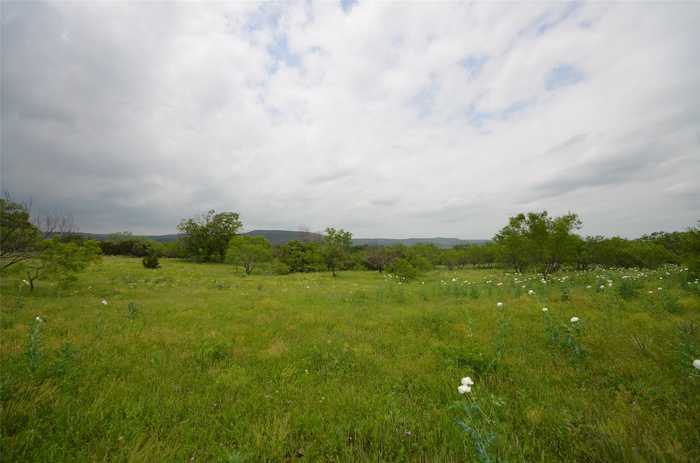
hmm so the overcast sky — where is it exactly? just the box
[2,1,699,238]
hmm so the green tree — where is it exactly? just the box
[388,258,419,280]
[494,211,581,276]
[22,239,102,291]
[177,210,242,262]
[0,198,41,271]
[225,235,273,274]
[322,228,352,276]
[275,240,324,273]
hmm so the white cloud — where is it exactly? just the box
[2,1,699,237]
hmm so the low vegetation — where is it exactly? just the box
[1,257,699,461]
[1,199,699,461]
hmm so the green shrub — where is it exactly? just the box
[388,258,419,280]
[142,254,160,269]
[271,260,290,275]
[409,255,433,272]
[617,279,638,299]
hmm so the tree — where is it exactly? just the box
[225,235,273,274]
[321,227,352,276]
[0,198,41,271]
[363,246,399,272]
[275,240,324,273]
[22,239,101,291]
[494,211,581,276]
[177,210,242,262]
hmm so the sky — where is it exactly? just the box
[1,1,699,239]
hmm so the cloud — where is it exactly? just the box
[1,1,699,238]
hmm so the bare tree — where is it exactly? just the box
[33,211,78,238]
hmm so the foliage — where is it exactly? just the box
[100,237,162,257]
[0,198,41,271]
[275,240,324,273]
[321,228,353,276]
[142,253,160,269]
[270,260,290,275]
[494,211,581,276]
[20,239,102,290]
[225,235,273,274]
[177,210,242,262]
[388,258,419,280]
[408,254,433,272]
[363,246,399,272]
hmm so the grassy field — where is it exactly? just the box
[1,257,700,462]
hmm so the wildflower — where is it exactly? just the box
[694,359,700,370]
[35,316,43,323]
[22,279,30,286]
[101,299,108,305]
[458,384,471,394]
[599,285,605,290]
[586,285,592,289]
[570,316,580,323]
[542,307,548,312]
[528,289,535,295]
[496,302,503,308]
[461,376,474,386]
[657,287,662,291]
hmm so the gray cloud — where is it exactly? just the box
[2,1,699,238]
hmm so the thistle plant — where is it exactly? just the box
[677,322,698,374]
[25,316,44,372]
[564,317,584,358]
[127,301,138,320]
[542,307,560,346]
[491,302,508,370]
[452,377,500,463]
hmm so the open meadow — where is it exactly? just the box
[1,257,699,462]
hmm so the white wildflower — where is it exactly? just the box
[461,376,474,386]
[101,299,108,305]
[542,307,548,312]
[496,302,503,308]
[527,289,535,295]
[35,316,43,323]
[458,384,472,394]
[693,359,700,370]
[570,316,580,323]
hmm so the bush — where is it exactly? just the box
[617,279,639,299]
[142,254,160,269]
[271,261,290,275]
[409,255,433,272]
[388,258,419,280]
[686,257,700,282]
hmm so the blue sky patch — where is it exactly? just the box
[460,55,489,78]
[546,64,585,90]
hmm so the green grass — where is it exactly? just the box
[2,257,699,462]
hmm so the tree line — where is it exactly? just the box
[98,208,699,280]
[1,197,698,289]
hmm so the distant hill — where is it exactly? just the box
[71,230,488,248]
[352,237,490,248]
[243,229,323,245]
